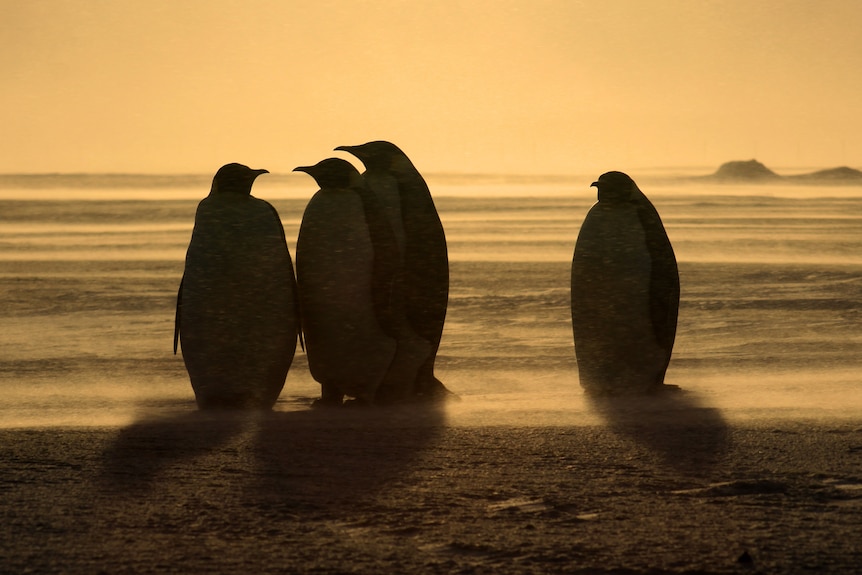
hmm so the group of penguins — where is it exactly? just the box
[174,141,680,410]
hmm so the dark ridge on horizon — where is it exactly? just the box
[0,172,318,189]
[0,172,594,190]
[2,162,861,189]
[712,159,781,180]
[788,166,862,182]
[697,159,862,184]
[0,173,211,189]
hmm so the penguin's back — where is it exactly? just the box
[571,202,665,394]
[398,173,449,345]
[180,194,298,408]
[634,192,680,355]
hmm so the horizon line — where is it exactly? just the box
[0,162,859,179]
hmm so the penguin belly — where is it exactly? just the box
[180,196,298,409]
[571,203,665,394]
[296,190,396,401]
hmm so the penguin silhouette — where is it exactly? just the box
[571,171,679,395]
[336,141,451,400]
[175,163,301,409]
[293,158,430,405]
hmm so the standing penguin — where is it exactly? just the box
[335,141,451,400]
[571,171,679,395]
[175,163,300,409]
[293,158,430,405]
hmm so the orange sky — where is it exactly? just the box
[3,0,861,175]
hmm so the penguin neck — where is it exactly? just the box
[210,190,252,201]
[598,198,630,208]
[597,189,635,205]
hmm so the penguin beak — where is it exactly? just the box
[335,145,360,159]
[253,169,269,177]
[293,166,312,175]
[591,181,600,187]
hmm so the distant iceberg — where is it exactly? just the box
[698,160,862,184]
[710,159,780,181]
[785,166,862,183]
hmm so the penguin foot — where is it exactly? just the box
[313,384,345,408]
[650,383,683,395]
[416,378,461,403]
[196,395,273,410]
[581,380,683,397]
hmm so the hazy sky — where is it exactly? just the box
[3,0,861,175]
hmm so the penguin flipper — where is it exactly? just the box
[291,257,305,352]
[173,277,183,355]
[633,190,680,351]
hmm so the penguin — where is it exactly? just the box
[335,141,451,400]
[293,158,430,405]
[570,171,679,395]
[174,163,300,409]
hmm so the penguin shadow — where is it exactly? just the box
[586,388,729,475]
[95,397,446,509]
[248,400,446,508]
[93,392,446,518]
[96,408,247,494]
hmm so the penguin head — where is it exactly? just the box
[591,171,635,204]
[335,140,403,172]
[293,158,363,190]
[210,163,268,196]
